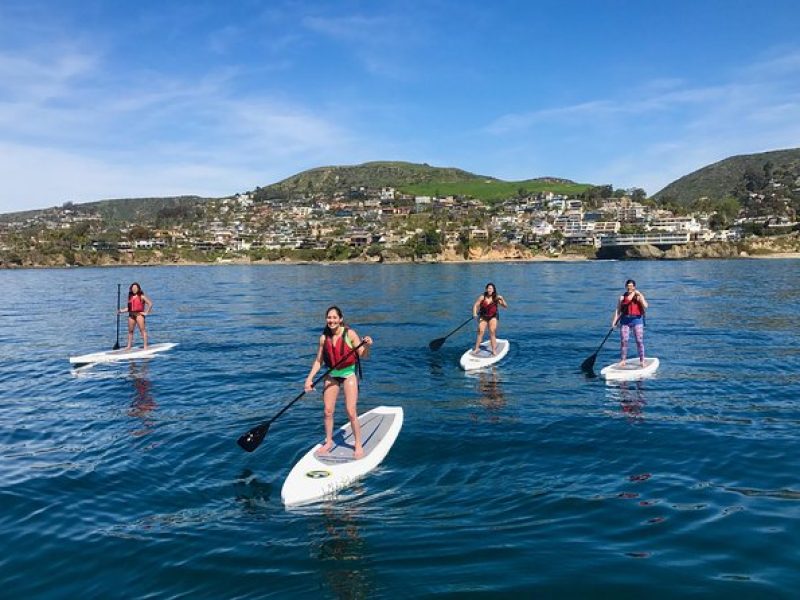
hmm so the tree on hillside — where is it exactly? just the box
[629,188,647,203]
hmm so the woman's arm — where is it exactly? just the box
[472,296,482,318]
[304,337,325,391]
[348,329,373,358]
[142,294,153,315]
[636,292,648,310]
[497,295,508,308]
[612,296,622,327]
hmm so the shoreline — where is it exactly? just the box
[3,252,800,269]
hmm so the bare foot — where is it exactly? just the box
[472,348,481,355]
[639,360,645,368]
[315,440,334,456]
[353,445,364,459]
[619,360,626,367]
[124,346,132,351]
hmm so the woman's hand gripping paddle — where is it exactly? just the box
[237,340,367,452]
[429,316,475,351]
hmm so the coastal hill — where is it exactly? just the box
[0,161,589,222]
[654,147,800,204]
[255,161,588,202]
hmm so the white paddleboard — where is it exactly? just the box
[69,342,178,365]
[459,339,510,371]
[600,357,660,381]
[281,405,403,507]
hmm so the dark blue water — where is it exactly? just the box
[1,261,799,598]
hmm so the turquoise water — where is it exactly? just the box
[1,260,799,598]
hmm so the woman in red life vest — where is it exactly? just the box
[472,282,508,355]
[304,306,373,459]
[118,282,152,350]
[612,279,648,367]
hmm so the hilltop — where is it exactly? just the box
[654,148,800,204]
[0,161,590,222]
[255,161,589,203]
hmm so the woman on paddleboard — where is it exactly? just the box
[472,283,508,356]
[304,306,373,459]
[612,279,648,367]
[118,282,152,350]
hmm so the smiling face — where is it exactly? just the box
[130,283,141,295]
[485,284,495,296]
[326,308,343,331]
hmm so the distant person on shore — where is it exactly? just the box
[119,282,152,350]
[612,279,648,367]
[304,306,373,459]
[472,283,508,355]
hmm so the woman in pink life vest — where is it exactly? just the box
[612,279,649,367]
[304,306,373,459]
[472,282,508,356]
[118,282,152,350]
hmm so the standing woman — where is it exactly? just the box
[119,282,152,350]
[612,279,648,367]
[304,306,373,459]
[472,282,508,356]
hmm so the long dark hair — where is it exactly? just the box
[323,305,345,337]
[128,282,143,298]
[484,282,497,301]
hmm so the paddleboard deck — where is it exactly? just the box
[600,357,660,381]
[281,406,403,507]
[459,339,510,370]
[69,342,178,365]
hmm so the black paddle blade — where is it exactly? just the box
[429,337,446,351]
[580,354,597,374]
[237,423,270,452]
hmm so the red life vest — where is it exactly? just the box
[620,293,643,317]
[479,297,498,319]
[323,328,358,369]
[128,294,145,313]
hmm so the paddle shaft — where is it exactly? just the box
[237,339,368,451]
[581,326,615,372]
[113,284,121,350]
[429,316,475,350]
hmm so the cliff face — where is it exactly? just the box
[620,243,745,259]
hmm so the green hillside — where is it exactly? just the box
[401,178,591,202]
[256,161,589,202]
[654,148,800,204]
[255,161,492,199]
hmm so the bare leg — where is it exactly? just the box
[137,314,148,349]
[488,318,498,355]
[342,376,363,459]
[125,316,135,350]
[473,320,487,353]
[316,378,339,455]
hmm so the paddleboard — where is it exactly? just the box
[281,405,403,507]
[459,339,510,371]
[69,342,178,365]
[600,357,659,381]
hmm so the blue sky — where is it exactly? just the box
[1,0,800,213]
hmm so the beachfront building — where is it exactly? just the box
[599,232,691,247]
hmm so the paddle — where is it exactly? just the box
[237,339,368,453]
[581,326,615,373]
[429,316,475,351]
[113,284,121,350]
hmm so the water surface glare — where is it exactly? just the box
[1,261,799,597]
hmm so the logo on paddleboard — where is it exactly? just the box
[306,470,331,479]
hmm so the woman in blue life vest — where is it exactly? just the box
[118,282,152,350]
[472,282,508,356]
[612,279,649,367]
[304,306,373,459]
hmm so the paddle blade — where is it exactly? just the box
[580,353,597,374]
[429,337,446,351]
[237,423,270,452]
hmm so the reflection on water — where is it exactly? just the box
[606,380,647,421]
[477,368,505,413]
[312,502,372,600]
[127,361,157,437]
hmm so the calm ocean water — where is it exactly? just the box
[1,260,799,598]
